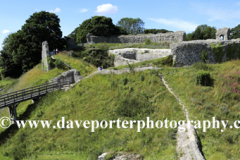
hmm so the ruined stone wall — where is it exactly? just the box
[42,41,50,72]
[86,31,186,44]
[171,40,240,67]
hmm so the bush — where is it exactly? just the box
[144,39,152,45]
[196,70,211,86]
[201,50,208,63]
[54,59,65,69]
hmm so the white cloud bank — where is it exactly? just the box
[148,18,198,32]
[79,8,88,13]
[2,30,10,34]
[49,8,61,13]
[95,4,118,15]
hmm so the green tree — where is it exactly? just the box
[192,25,216,40]
[144,29,172,34]
[76,16,126,43]
[117,18,145,35]
[0,11,65,77]
[230,24,240,39]
[68,27,79,42]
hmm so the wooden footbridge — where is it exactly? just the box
[0,81,70,123]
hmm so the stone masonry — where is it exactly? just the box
[216,28,230,41]
[86,31,186,44]
[42,41,50,72]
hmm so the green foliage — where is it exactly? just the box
[195,70,211,86]
[230,24,240,39]
[76,16,127,43]
[54,59,66,69]
[116,18,145,35]
[210,43,224,63]
[187,24,216,40]
[144,39,151,45]
[0,11,65,78]
[226,43,237,61]
[122,77,128,85]
[192,62,212,71]
[47,56,55,68]
[201,50,208,63]
[67,27,79,42]
[153,55,173,66]
[144,29,172,34]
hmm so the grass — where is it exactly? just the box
[0,70,185,160]
[53,52,97,77]
[161,60,240,160]
[84,42,171,50]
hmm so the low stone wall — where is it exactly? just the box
[171,40,240,66]
[109,48,172,66]
[49,69,83,84]
[87,31,186,44]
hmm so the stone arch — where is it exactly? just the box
[216,28,230,41]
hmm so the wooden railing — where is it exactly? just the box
[0,81,70,109]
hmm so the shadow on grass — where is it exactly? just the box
[0,101,38,146]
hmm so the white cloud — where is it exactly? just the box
[95,4,118,15]
[49,8,61,13]
[2,30,10,34]
[79,8,88,13]
[148,18,198,32]
[192,2,240,22]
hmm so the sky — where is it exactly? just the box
[1,0,240,50]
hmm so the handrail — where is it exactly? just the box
[0,80,69,108]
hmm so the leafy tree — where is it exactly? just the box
[230,24,240,39]
[192,25,216,40]
[68,27,79,42]
[0,11,65,77]
[144,29,172,34]
[76,16,126,43]
[117,18,145,35]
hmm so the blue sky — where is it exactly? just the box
[1,0,240,50]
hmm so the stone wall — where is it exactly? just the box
[171,39,240,67]
[42,41,50,72]
[49,69,83,84]
[86,31,186,44]
[109,48,172,67]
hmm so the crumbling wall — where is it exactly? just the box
[216,28,230,41]
[86,31,186,44]
[109,48,172,67]
[171,39,240,66]
[42,41,50,72]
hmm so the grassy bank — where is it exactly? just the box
[0,70,185,160]
[53,52,97,77]
[161,61,240,160]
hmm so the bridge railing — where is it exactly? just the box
[0,80,70,108]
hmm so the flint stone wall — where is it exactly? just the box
[216,28,230,41]
[49,69,83,84]
[109,48,172,67]
[42,41,50,72]
[171,39,240,67]
[86,31,186,44]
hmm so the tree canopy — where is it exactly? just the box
[0,11,65,78]
[76,16,127,43]
[144,29,172,34]
[230,24,240,39]
[186,24,216,41]
[116,18,145,35]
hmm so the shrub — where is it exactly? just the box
[144,39,151,45]
[54,59,65,69]
[196,70,211,86]
[122,77,128,85]
[201,50,208,63]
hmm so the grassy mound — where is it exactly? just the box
[161,60,240,160]
[53,52,97,77]
[0,70,185,160]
